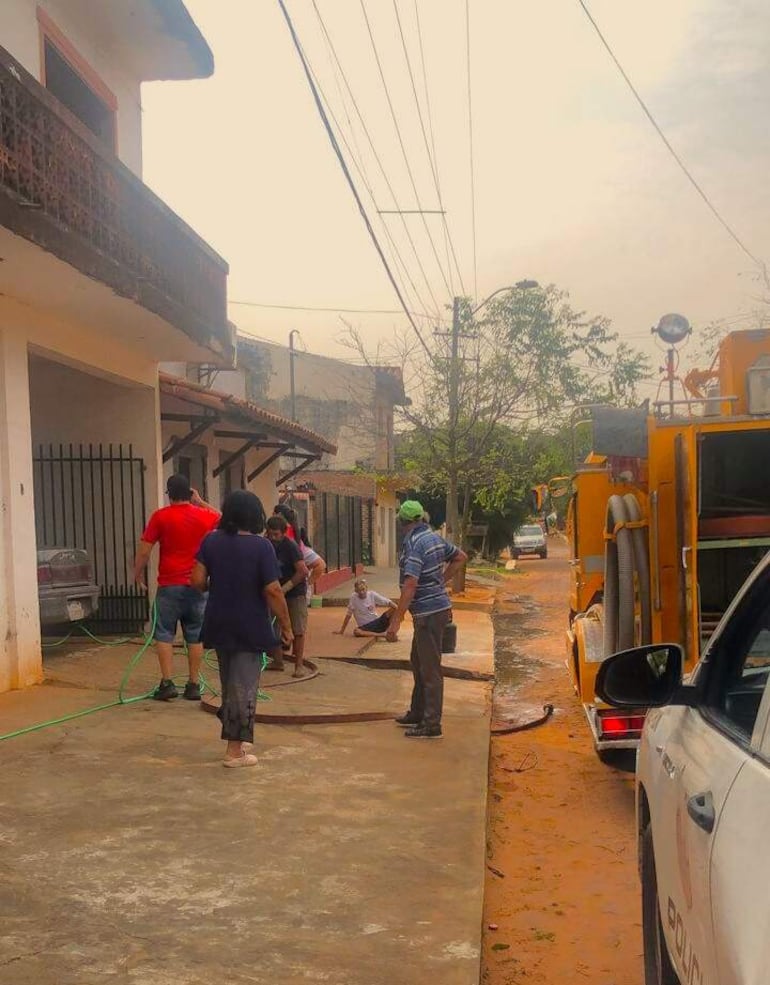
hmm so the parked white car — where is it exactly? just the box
[597,552,770,985]
[512,523,547,559]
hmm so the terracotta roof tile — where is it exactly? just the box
[159,373,337,455]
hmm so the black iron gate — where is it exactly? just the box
[314,493,364,571]
[33,444,149,633]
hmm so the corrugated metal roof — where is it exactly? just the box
[159,373,337,455]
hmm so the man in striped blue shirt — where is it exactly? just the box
[386,501,467,738]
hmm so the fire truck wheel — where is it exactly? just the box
[641,825,681,985]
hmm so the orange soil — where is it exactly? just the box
[482,551,643,984]
[454,582,496,605]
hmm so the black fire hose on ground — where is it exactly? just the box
[201,652,554,733]
[491,703,555,736]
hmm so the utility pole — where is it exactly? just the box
[438,281,539,591]
[447,297,461,544]
[289,329,300,422]
[434,298,464,546]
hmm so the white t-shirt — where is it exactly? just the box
[348,590,393,627]
[302,544,322,598]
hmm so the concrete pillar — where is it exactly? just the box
[0,329,42,691]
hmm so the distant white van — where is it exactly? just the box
[512,524,547,560]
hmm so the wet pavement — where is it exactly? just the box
[0,606,494,985]
[491,598,548,726]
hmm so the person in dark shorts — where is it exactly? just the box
[265,515,309,677]
[192,491,292,768]
[133,474,219,701]
[334,579,397,639]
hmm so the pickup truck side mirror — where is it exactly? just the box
[596,643,684,708]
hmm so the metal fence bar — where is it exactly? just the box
[32,444,148,632]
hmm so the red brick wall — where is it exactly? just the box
[314,563,366,595]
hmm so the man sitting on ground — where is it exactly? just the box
[334,579,397,640]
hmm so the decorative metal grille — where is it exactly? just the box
[0,46,227,342]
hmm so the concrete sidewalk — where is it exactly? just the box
[315,567,495,614]
[0,609,493,985]
[315,566,399,604]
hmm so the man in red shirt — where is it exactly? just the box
[133,474,219,701]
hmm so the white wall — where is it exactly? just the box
[375,490,398,568]
[0,326,40,690]
[241,341,383,470]
[0,297,166,693]
[160,422,281,519]
[1,0,144,175]
[29,356,161,517]
[29,357,161,593]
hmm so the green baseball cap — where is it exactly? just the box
[398,500,425,522]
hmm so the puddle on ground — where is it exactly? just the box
[492,607,546,721]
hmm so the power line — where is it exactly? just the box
[300,39,434,323]
[359,0,455,300]
[576,0,763,269]
[277,0,433,358]
[465,0,479,298]
[311,0,444,319]
[413,0,467,297]
[465,0,478,300]
[390,0,454,294]
[230,299,434,317]
[396,0,467,296]
[307,8,434,322]
[238,327,380,365]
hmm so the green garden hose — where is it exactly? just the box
[1,604,273,743]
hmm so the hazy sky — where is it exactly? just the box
[142,1,770,386]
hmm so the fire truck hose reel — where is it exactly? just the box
[623,493,652,646]
[603,495,636,657]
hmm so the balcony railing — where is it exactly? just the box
[0,44,232,362]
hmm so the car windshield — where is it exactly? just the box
[518,526,543,537]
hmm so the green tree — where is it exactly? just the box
[345,283,649,554]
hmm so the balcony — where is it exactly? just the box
[0,43,233,364]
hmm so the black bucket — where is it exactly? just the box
[442,621,457,654]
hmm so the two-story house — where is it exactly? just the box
[0,2,234,692]
[227,336,409,579]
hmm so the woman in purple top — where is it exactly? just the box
[192,491,293,768]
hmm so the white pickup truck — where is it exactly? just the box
[596,552,770,985]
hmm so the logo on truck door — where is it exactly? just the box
[667,897,703,985]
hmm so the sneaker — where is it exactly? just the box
[183,681,202,701]
[405,724,442,739]
[223,753,258,769]
[395,713,421,727]
[153,679,178,701]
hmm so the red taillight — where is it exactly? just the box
[37,564,53,585]
[599,713,646,738]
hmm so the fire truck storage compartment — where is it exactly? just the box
[699,430,770,520]
[698,544,769,642]
[697,429,770,642]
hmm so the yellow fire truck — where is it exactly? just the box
[566,323,770,756]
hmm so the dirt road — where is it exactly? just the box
[481,540,643,985]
